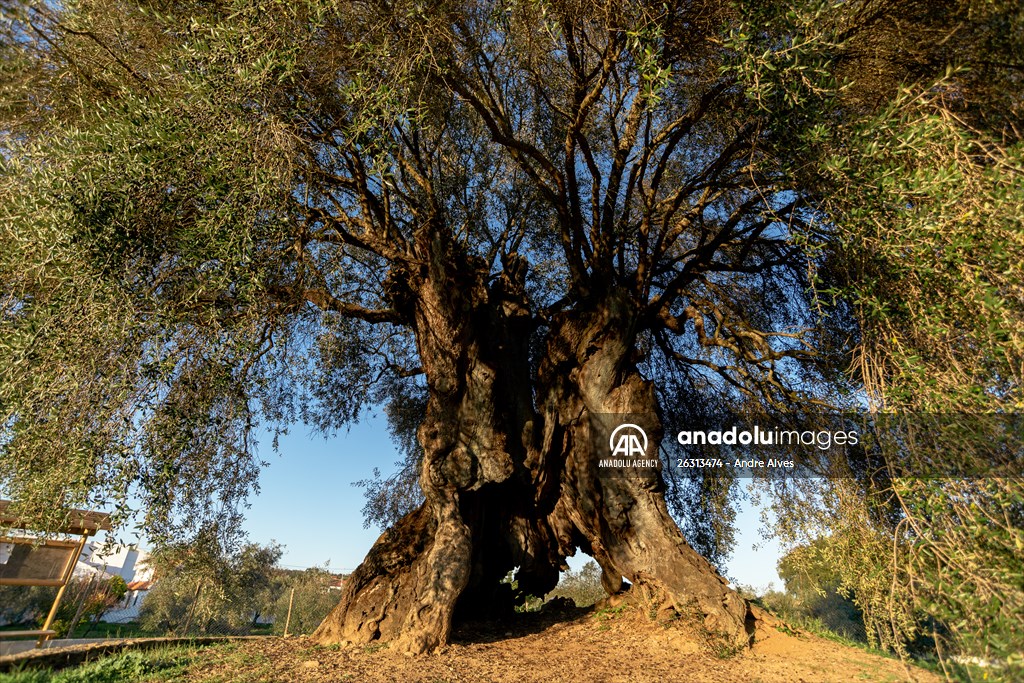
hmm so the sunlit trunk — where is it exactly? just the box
[539,289,752,647]
[314,273,752,654]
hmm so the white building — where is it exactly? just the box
[81,543,155,584]
[79,543,156,623]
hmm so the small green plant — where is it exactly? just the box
[711,640,745,660]
[593,603,628,620]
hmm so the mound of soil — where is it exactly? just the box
[187,605,941,683]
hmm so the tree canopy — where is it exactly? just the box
[2,0,827,535]
[1,0,1021,666]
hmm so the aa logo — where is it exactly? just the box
[609,423,648,457]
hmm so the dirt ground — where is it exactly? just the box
[182,605,942,683]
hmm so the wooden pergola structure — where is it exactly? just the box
[0,501,112,648]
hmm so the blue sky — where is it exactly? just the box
[241,415,785,591]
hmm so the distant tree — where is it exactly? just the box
[140,530,281,636]
[764,540,866,643]
[269,567,343,636]
[546,561,605,608]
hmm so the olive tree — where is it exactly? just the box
[3,0,1018,657]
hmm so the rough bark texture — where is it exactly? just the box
[314,276,752,654]
[538,289,752,645]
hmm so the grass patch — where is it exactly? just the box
[189,641,281,682]
[0,646,198,683]
[782,615,894,658]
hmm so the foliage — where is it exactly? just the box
[0,0,303,541]
[815,94,1024,674]
[755,541,867,644]
[728,0,1024,674]
[546,561,605,608]
[139,530,281,635]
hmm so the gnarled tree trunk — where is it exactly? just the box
[538,289,752,645]
[314,275,752,653]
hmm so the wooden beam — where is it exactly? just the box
[0,629,57,640]
[0,536,80,548]
[0,501,112,535]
